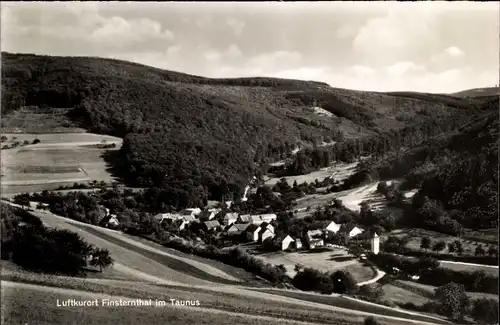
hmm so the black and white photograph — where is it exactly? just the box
[0,2,498,325]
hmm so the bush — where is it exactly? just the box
[32,138,41,144]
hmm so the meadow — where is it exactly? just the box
[0,132,122,196]
[252,249,375,283]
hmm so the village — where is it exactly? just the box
[101,203,379,258]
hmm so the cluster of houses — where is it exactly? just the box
[101,204,377,253]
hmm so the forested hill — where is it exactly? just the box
[1,52,494,208]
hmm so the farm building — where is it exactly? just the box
[306,229,324,249]
[295,238,303,249]
[182,214,196,223]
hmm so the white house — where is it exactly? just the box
[279,235,295,250]
[325,221,341,233]
[223,212,238,226]
[370,232,380,255]
[182,214,196,223]
[306,230,324,249]
[260,228,275,242]
[246,224,262,242]
[339,223,364,238]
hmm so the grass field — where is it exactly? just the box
[1,132,122,196]
[265,162,358,187]
[252,249,375,283]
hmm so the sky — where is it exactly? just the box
[1,1,498,93]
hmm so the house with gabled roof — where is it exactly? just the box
[275,235,295,251]
[246,224,262,242]
[226,223,250,235]
[338,223,364,238]
[325,221,341,233]
[306,229,324,249]
[203,220,221,232]
[259,227,275,242]
[223,212,238,226]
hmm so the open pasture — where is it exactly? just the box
[1,132,122,195]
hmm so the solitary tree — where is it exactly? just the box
[433,241,447,253]
[89,248,114,272]
[420,236,431,252]
[435,282,470,321]
[448,242,456,253]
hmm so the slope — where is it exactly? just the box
[1,52,487,208]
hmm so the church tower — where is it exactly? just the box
[370,232,380,255]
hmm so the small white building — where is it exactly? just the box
[107,215,120,227]
[279,235,295,251]
[370,232,380,255]
[306,229,324,249]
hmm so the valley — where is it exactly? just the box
[1,52,498,325]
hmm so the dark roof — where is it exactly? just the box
[338,223,357,234]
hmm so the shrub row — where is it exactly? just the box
[368,253,498,295]
[397,248,498,266]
